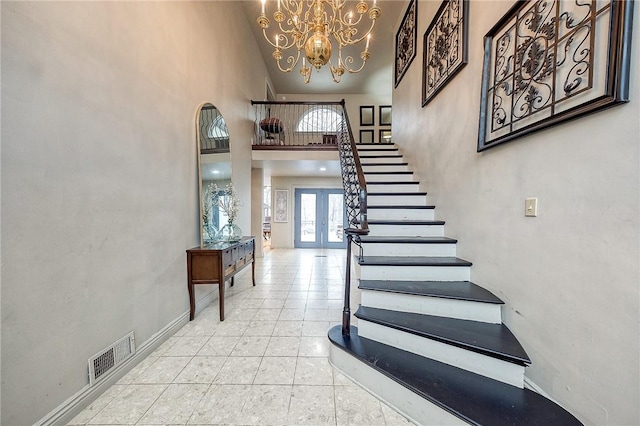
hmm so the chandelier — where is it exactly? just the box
[257,0,381,84]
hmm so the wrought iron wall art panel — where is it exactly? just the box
[422,0,469,107]
[478,0,634,151]
[395,0,418,87]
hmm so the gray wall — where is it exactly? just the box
[393,1,639,424]
[1,1,269,424]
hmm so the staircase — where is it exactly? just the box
[329,143,582,425]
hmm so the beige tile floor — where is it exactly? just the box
[69,248,414,425]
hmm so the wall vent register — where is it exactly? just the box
[87,331,135,386]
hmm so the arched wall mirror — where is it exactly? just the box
[197,103,231,245]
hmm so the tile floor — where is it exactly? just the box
[69,248,414,425]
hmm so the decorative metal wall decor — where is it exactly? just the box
[395,0,418,87]
[422,0,469,106]
[478,0,634,151]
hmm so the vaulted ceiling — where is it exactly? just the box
[242,1,406,96]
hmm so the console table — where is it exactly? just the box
[186,236,256,321]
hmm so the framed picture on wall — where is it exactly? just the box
[273,190,288,223]
[395,0,418,87]
[360,129,374,143]
[360,106,374,126]
[379,105,392,126]
[379,129,392,144]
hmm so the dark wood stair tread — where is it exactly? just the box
[328,326,581,426]
[358,236,454,243]
[367,220,444,225]
[358,280,503,304]
[367,181,419,185]
[363,171,413,175]
[361,162,409,166]
[354,306,530,365]
[357,256,470,266]
[368,191,427,196]
[367,205,434,210]
[359,154,403,158]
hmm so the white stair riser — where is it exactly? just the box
[367,224,444,237]
[357,149,399,154]
[360,291,502,324]
[329,345,467,426]
[356,144,397,150]
[360,242,455,257]
[356,264,470,281]
[367,208,435,220]
[368,195,426,206]
[364,173,415,182]
[361,165,409,172]
[358,320,525,388]
[360,156,405,164]
[367,184,421,193]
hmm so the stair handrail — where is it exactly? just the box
[337,99,369,337]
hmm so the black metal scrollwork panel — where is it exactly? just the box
[478,0,634,151]
[422,0,469,106]
[395,0,418,88]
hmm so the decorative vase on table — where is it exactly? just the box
[205,222,219,244]
[218,221,242,243]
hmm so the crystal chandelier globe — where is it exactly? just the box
[257,0,381,84]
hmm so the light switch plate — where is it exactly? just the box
[525,198,538,217]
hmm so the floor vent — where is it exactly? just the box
[88,331,135,386]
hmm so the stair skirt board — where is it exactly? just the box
[356,264,470,281]
[360,242,455,256]
[368,194,427,206]
[360,290,502,324]
[364,173,415,182]
[367,184,421,193]
[357,320,525,388]
[329,343,467,426]
[367,208,435,221]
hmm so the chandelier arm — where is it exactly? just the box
[333,19,376,46]
[332,53,367,74]
[276,51,302,73]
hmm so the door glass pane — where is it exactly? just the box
[300,193,316,242]
[327,193,344,243]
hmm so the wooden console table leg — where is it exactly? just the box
[187,253,195,321]
[219,281,225,321]
[252,260,256,286]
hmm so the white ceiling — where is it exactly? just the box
[242,0,405,96]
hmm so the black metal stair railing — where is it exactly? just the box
[336,99,369,337]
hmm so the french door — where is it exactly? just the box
[294,189,346,248]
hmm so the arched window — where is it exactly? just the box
[296,107,344,133]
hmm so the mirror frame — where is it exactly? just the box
[196,102,231,246]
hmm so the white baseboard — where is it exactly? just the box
[34,289,218,426]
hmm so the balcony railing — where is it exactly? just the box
[251,100,344,149]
